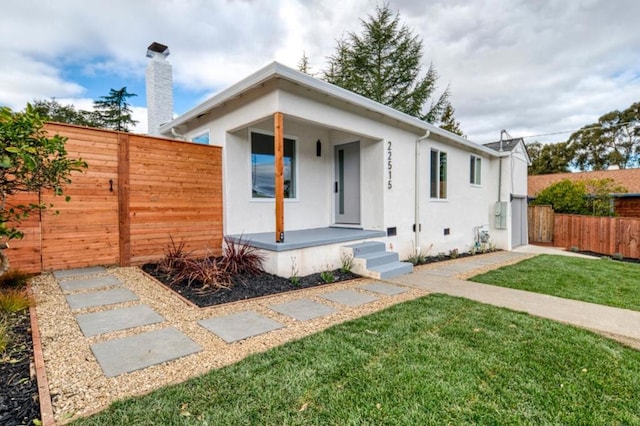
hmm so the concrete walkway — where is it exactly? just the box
[390,247,640,342]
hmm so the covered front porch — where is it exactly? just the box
[228,227,388,277]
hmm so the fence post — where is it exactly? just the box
[118,133,131,266]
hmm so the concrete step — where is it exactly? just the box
[343,241,386,256]
[356,250,399,268]
[367,261,414,280]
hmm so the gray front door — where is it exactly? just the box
[334,142,361,224]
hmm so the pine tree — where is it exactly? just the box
[323,4,454,126]
[93,87,138,132]
[439,104,464,136]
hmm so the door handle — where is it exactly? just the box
[334,181,338,193]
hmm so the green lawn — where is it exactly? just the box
[74,295,640,425]
[471,254,640,311]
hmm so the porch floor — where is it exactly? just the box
[228,227,386,252]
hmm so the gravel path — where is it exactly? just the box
[31,268,430,423]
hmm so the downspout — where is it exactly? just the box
[498,129,507,202]
[415,130,431,254]
[171,127,185,140]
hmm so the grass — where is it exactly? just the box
[73,295,640,425]
[471,254,640,311]
[0,289,33,313]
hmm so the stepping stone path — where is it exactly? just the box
[55,267,201,377]
[199,311,284,343]
[53,266,411,377]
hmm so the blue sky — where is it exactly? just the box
[1,0,639,143]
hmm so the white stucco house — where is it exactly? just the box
[146,44,529,279]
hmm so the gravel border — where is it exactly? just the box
[31,268,429,423]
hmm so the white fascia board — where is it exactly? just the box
[160,61,499,157]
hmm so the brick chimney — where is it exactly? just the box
[145,42,173,136]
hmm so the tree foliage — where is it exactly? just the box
[439,104,464,136]
[322,4,455,126]
[93,87,138,132]
[526,141,573,175]
[567,101,640,170]
[531,178,627,217]
[0,105,87,241]
[31,98,102,128]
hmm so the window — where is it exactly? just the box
[430,149,447,199]
[191,132,210,144]
[251,131,296,199]
[470,155,482,185]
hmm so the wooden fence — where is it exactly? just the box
[554,214,640,258]
[528,205,554,243]
[5,123,223,273]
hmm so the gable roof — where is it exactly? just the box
[528,168,640,197]
[160,61,501,157]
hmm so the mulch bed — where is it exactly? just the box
[0,310,40,426]
[142,264,360,308]
[574,250,640,264]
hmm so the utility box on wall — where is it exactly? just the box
[495,201,508,229]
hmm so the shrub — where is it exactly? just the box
[612,252,624,261]
[0,317,8,353]
[449,248,459,259]
[172,256,229,290]
[0,289,34,313]
[222,236,264,276]
[158,236,191,275]
[0,269,31,289]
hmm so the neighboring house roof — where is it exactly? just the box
[160,61,502,158]
[483,138,523,152]
[528,168,640,197]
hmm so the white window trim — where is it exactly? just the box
[248,128,299,202]
[430,148,448,200]
[470,154,482,186]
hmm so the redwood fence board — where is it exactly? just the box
[553,213,640,259]
[4,123,223,273]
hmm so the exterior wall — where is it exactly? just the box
[615,198,640,218]
[177,84,521,275]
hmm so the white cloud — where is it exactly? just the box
[1,0,639,145]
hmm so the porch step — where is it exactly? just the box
[343,241,412,280]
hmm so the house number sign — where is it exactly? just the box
[387,141,392,189]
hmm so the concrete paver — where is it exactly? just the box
[270,299,337,321]
[66,288,139,310]
[59,276,122,294]
[199,311,284,343]
[75,305,165,337]
[360,282,407,296]
[320,289,378,307]
[53,266,107,280]
[90,327,202,377]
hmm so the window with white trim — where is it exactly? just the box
[470,155,482,185]
[430,149,447,199]
[191,132,210,144]
[250,131,296,199]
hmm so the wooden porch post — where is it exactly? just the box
[274,112,284,242]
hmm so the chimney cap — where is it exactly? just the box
[146,42,170,58]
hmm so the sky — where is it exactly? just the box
[1,0,639,144]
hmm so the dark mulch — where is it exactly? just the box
[0,310,40,426]
[574,250,640,264]
[413,251,475,265]
[142,264,360,308]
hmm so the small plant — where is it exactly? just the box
[469,246,478,256]
[436,252,446,261]
[158,236,191,275]
[340,252,355,273]
[0,269,30,289]
[289,256,300,286]
[320,270,335,284]
[407,251,425,265]
[612,252,624,261]
[222,236,265,276]
[449,248,459,259]
[172,256,229,290]
[0,289,34,313]
[570,246,580,253]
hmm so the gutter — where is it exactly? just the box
[415,130,431,254]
